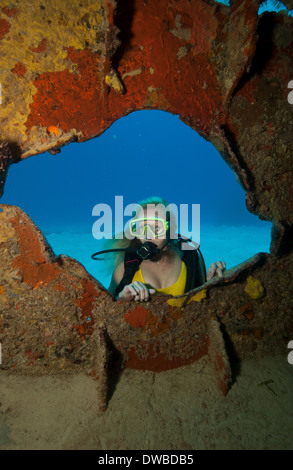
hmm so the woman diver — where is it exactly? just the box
[102,197,226,302]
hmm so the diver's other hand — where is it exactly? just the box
[117,281,156,301]
[207,261,226,281]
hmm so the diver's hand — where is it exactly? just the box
[207,261,226,281]
[117,281,156,301]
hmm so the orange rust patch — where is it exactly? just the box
[235,75,258,104]
[241,304,255,320]
[73,279,101,338]
[168,305,184,320]
[52,279,66,292]
[30,38,48,53]
[124,305,150,329]
[25,0,227,145]
[124,304,184,336]
[73,323,93,339]
[146,305,184,336]
[1,6,18,17]
[14,258,61,287]
[143,88,170,109]
[12,62,27,78]
[75,278,100,318]
[0,18,10,39]
[254,328,263,339]
[215,351,225,371]
[25,48,105,138]
[11,215,48,264]
[125,338,209,372]
[144,312,171,337]
[26,349,40,366]
[210,351,231,396]
[10,214,61,286]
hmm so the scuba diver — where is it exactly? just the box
[92,197,226,301]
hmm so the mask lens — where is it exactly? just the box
[130,220,144,237]
[147,220,164,236]
[130,218,167,238]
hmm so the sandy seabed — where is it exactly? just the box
[0,354,292,450]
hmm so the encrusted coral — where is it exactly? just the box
[244,276,265,300]
[0,0,293,408]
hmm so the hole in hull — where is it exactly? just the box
[0,110,272,290]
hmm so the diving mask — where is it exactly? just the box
[129,217,169,239]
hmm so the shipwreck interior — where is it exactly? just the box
[0,0,293,409]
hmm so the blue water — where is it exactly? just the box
[216,0,293,17]
[1,110,272,289]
